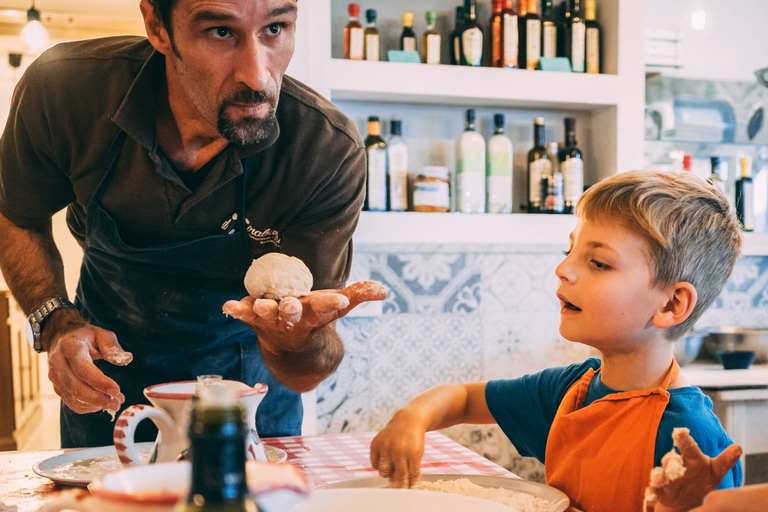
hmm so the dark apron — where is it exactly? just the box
[60,131,302,448]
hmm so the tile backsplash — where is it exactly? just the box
[324,243,768,481]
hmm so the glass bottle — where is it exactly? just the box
[558,0,572,57]
[486,113,513,213]
[541,0,558,59]
[400,12,417,52]
[456,109,487,213]
[735,156,755,231]
[517,0,528,70]
[175,385,258,512]
[343,3,364,60]
[492,0,518,68]
[584,0,601,73]
[460,0,484,66]
[364,9,380,61]
[364,116,388,211]
[527,117,551,213]
[542,142,565,214]
[388,117,409,212]
[422,10,441,64]
[708,156,727,195]
[521,0,542,70]
[451,6,466,65]
[565,0,586,72]
[560,117,583,213]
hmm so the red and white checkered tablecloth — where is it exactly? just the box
[263,431,517,488]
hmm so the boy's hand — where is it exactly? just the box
[644,428,742,512]
[370,410,427,489]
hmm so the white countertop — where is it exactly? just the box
[682,364,768,389]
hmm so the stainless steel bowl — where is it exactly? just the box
[674,332,706,366]
[701,327,768,364]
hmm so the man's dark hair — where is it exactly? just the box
[146,0,177,37]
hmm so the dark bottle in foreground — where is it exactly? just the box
[460,0,484,66]
[560,117,583,213]
[451,6,466,65]
[527,117,551,213]
[364,116,388,212]
[400,12,417,52]
[175,385,258,512]
[735,156,755,231]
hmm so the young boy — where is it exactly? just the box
[370,170,743,512]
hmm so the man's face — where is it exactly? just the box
[161,0,297,145]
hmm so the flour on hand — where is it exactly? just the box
[244,253,313,300]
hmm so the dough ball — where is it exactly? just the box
[244,253,313,300]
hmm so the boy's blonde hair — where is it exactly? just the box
[575,170,742,340]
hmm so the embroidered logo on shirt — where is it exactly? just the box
[220,213,281,247]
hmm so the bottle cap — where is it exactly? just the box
[503,0,514,9]
[682,155,692,171]
[466,109,476,124]
[584,0,596,20]
[390,117,402,136]
[494,113,505,128]
[402,12,414,26]
[366,9,376,22]
[534,117,545,125]
[348,3,359,17]
[741,156,752,177]
[419,166,449,181]
[426,10,437,25]
[368,115,380,123]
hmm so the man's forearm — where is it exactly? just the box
[0,212,68,314]
[258,323,344,393]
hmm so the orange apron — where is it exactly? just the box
[545,360,680,512]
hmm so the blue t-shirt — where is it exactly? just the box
[485,358,742,489]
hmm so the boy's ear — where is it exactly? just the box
[653,282,697,329]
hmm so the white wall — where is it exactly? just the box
[645,0,768,82]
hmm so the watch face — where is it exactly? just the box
[26,318,37,350]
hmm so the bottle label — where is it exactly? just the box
[488,149,512,177]
[543,24,557,58]
[462,27,483,66]
[414,181,450,209]
[388,144,409,211]
[742,181,755,230]
[571,22,586,72]
[349,27,364,60]
[403,36,416,52]
[367,148,387,210]
[526,19,541,69]
[487,175,513,213]
[502,14,518,67]
[426,34,441,64]
[586,27,600,73]
[365,34,380,61]
[453,36,461,64]
[562,158,584,204]
[528,158,552,203]
[457,146,484,175]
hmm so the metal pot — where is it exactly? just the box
[674,332,706,366]
[701,327,768,364]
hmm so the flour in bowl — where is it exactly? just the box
[412,478,551,512]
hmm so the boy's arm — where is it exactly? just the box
[370,383,492,488]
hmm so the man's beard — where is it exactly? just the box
[217,88,278,146]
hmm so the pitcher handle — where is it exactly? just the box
[36,490,91,512]
[114,405,176,467]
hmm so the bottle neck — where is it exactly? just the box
[565,131,577,147]
[534,124,545,147]
[466,122,476,132]
[495,126,505,135]
[466,1,477,21]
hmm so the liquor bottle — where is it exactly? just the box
[451,6,466,65]
[542,142,565,213]
[364,116,388,211]
[565,0,586,72]
[560,117,583,213]
[422,10,441,64]
[521,0,542,70]
[400,12,417,52]
[558,0,572,57]
[708,156,727,195]
[584,0,601,73]
[456,109,486,213]
[460,0,484,66]
[364,9,380,61]
[492,0,518,68]
[527,117,551,213]
[388,117,409,212]
[517,0,528,70]
[735,156,755,232]
[486,113,513,213]
[344,3,364,60]
[175,385,258,512]
[541,0,558,59]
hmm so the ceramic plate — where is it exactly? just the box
[294,488,518,512]
[33,443,288,487]
[319,473,570,512]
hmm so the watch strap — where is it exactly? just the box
[27,297,77,352]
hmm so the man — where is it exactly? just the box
[0,0,385,447]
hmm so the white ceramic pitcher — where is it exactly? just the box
[114,378,269,467]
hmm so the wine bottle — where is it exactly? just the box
[460,0,484,66]
[492,0,518,68]
[422,10,441,64]
[517,0,528,70]
[456,109,486,213]
[565,0,586,72]
[541,0,558,59]
[735,156,755,231]
[451,6,466,65]
[560,117,583,213]
[521,0,542,69]
[584,0,601,73]
[175,385,257,512]
[344,3,364,60]
[486,113,513,213]
[527,117,551,213]
[388,117,409,212]
[557,0,572,57]
[542,142,565,214]
[708,156,727,195]
[364,116,388,211]
[400,12,417,52]
[364,9,380,61]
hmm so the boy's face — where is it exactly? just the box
[555,219,671,353]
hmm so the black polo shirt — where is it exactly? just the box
[0,36,365,290]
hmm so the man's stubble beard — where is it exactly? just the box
[217,88,280,146]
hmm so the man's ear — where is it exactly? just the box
[140,0,173,56]
[653,282,697,329]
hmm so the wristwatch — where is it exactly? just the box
[25,297,77,353]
